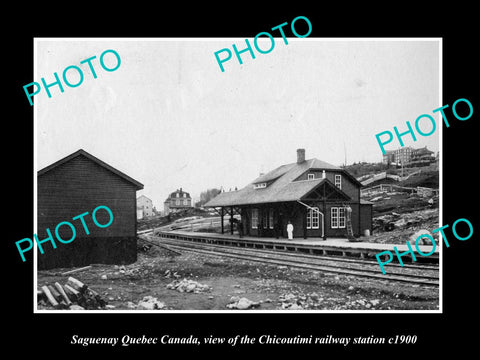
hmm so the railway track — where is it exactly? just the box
[141,234,439,287]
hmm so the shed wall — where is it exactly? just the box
[37,155,138,269]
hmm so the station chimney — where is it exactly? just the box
[297,148,306,164]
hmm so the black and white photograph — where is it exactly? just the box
[33,38,441,313]
[6,6,479,356]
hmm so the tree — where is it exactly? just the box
[195,188,221,208]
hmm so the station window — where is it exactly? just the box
[261,209,275,229]
[339,207,346,228]
[307,173,315,180]
[254,182,267,189]
[335,175,342,189]
[251,209,259,229]
[306,207,319,229]
[331,207,346,229]
[263,210,268,229]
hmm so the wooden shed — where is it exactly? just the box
[37,149,143,270]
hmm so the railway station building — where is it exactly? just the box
[205,149,372,240]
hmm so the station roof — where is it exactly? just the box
[205,158,356,207]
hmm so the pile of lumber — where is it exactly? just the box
[38,276,106,310]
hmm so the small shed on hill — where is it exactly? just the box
[37,149,143,269]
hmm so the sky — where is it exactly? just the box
[35,38,441,209]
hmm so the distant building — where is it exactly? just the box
[382,146,435,166]
[382,150,395,165]
[164,188,193,215]
[395,146,413,165]
[411,146,435,162]
[137,195,153,219]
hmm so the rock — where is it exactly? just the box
[288,303,303,310]
[127,301,137,309]
[227,297,260,310]
[409,229,433,245]
[236,298,255,310]
[69,304,85,310]
[370,299,380,306]
[167,278,211,293]
[384,223,395,231]
[137,296,165,310]
[185,283,196,293]
[101,274,108,280]
[105,305,116,309]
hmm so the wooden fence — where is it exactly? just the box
[361,184,439,197]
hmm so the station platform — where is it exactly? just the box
[151,229,439,263]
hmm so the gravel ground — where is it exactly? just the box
[37,242,439,311]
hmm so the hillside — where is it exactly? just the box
[346,162,439,189]
[137,208,215,231]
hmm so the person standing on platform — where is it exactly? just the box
[274,220,280,239]
[237,219,243,238]
[287,221,294,240]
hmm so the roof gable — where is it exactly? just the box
[293,161,362,186]
[38,149,144,190]
[137,195,152,201]
[252,163,296,184]
[301,180,351,201]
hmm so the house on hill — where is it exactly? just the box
[37,149,143,269]
[164,188,193,215]
[205,149,372,239]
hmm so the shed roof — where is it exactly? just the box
[38,149,144,190]
[205,157,356,207]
